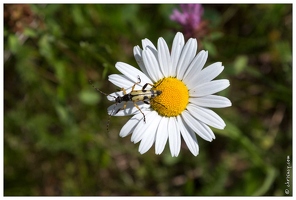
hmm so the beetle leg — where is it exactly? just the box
[121,88,127,95]
[133,102,146,123]
[131,76,142,92]
[137,75,141,83]
[115,102,127,114]
[142,83,154,92]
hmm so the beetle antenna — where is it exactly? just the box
[89,79,118,133]
[152,100,167,109]
[88,79,117,99]
[106,104,118,133]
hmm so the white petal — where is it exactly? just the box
[157,37,171,77]
[131,111,153,144]
[107,90,123,101]
[139,112,160,154]
[142,38,157,52]
[190,79,230,97]
[115,62,152,88]
[170,32,185,77]
[108,74,134,89]
[182,50,208,87]
[168,117,181,157]
[142,38,158,63]
[177,116,199,156]
[181,110,214,141]
[155,117,169,155]
[187,104,226,129]
[107,102,124,116]
[200,122,216,140]
[107,102,149,116]
[193,62,224,85]
[143,48,163,82]
[176,38,197,80]
[189,95,232,108]
[119,114,142,137]
[133,46,149,76]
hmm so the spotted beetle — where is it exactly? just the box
[90,76,164,132]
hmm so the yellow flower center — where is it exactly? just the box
[151,77,189,117]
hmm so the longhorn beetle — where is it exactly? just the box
[90,76,164,132]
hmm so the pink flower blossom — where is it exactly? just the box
[170,4,205,38]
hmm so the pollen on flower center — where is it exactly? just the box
[151,77,189,117]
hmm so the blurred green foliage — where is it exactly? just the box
[4,4,292,196]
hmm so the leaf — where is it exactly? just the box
[79,89,101,105]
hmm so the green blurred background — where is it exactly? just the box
[4,4,292,196]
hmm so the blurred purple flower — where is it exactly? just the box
[170,4,204,38]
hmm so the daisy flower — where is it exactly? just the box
[107,32,231,157]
